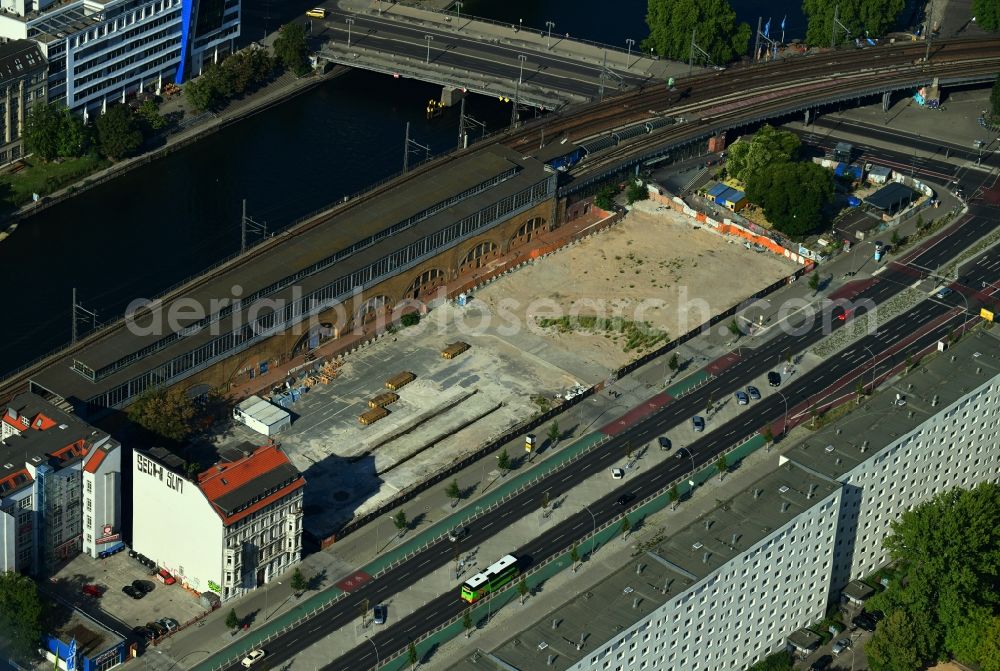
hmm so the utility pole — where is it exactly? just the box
[457,96,466,151]
[545,21,555,49]
[753,16,762,62]
[345,17,354,47]
[688,28,696,75]
[71,288,98,344]
[517,54,527,84]
[510,77,520,130]
[403,122,430,173]
[831,5,838,48]
[625,38,634,68]
[241,199,266,254]
[71,287,77,344]
[598,50,607,100]
[425,34,434,64]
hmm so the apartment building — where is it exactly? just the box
[0,39,46,164]
[131,442,304,602]
[0,0,238,113]
[466,329,1000,671]
[0,392,121,575]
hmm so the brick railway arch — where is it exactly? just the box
[354,295,391,328]
[404,267,447,300]
[458,240,499,275]
[508,216,547,250]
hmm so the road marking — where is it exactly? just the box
[873,266,886,275]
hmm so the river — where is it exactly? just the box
[0,0,919,375]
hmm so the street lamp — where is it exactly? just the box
[545,20,555,49]
[625,38,635,67]
[454,0,463,24]
[776,391,788,438]
[345,17,354,47]
[365,635,380,669]
[264,579,282,621]
[862,345,877,393]
[581,504,597,559]
[517,54,527,84]
[425,34,434,64]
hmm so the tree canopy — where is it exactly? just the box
[126,387,198,443]
[24,103,89,161]
[746,651,793,671]
[866,482,1000,671]
[746,161,833,237]
[802,0,906,47]
[642,0,751,65]
[185,48,276,112]
[274,22,311,76]
[974,0,1000,32]
[726,125,800,184]
[0,571,44,658]
[95,104,143,160]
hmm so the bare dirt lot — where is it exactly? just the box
[475,200,800,370]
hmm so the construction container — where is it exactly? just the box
[385,371,416,391]
[359,406,389,425]
[441,341,471,359]
[368,392,399,409]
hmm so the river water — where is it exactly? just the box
[0,0,863,374]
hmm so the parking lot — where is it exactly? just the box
[50,549,209,634]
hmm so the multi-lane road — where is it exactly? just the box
[202,140,999,670]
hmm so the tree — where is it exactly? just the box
[445,479,461,505]
[715,454,727,480]
[667,352,679,374]
[746,161,834,237]
[185,461,202,479]
[225,609,240,630]
[746,651,794,671]
[400,312,420,327]
[725,125,800,185]
[620,517,631,538]
[856,380,865,405]
[496,449,511,475]
[23,103,65,160]
[761,425,774,445]
[808,272,821,294]
[547,421,559,445]
[626,180,649,204]
[462,608,473,637]
[727,319,741,338]
[890,229,901,247]
[56,108,88,158]
[570,543,580,571]
[136,99,167,133]
[517,577,529,604]
[95,104,143,160]
[274,22,311,76]
[992,74,1000,117]
[802,0,905,48]
[393,511,408,537]
[407,641,418,668]
[0,571,43,657]
[642,0,751,65]
[185,65,227,112]
[594,183,617,210]
[290,567,307,594]
[127,387,198,443]
[668,485,680,509]
[867,483,1000,670]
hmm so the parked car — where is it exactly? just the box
[82,584,103,598]
[935,286,953,299]
[122,585,143,599]
[657,436,672,451]
[157,569,176,585]
[241,650,266,668]
[131,626,155,643]
[746,386,760,401]
[734,391,749,405]
[132,579,155,594]
[146,621,167,637]
[373,604,388,625]
[611,467,625,479]
[448,525,468,542]
[691,416,705,432]
[158,618,179,633]
[831,638,851,655]
[852,614,876,632]
[768,371,781,387]
[615,493,635,506]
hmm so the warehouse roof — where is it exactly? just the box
[864,182,915,212]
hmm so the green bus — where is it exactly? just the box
[460,554,519,603]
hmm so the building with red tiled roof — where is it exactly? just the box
[132,442,304,602]
[0,392,122,575]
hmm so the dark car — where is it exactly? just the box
[447,525,468,542]
[810,654,833,671]
[747,386,761,401]
[657,436,672,451]
[122,585,143,599]
[767,371,781,387]
[616,493,635,506]
[131,626,155,643]
[867,610,885,621]
[147,621,168,637]
[372,604,387,625]
[675,447,692,461]
[852,614,876,632]
[132,579,155,594]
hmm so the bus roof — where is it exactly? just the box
[485,554,518,575]
[463,573,489,589]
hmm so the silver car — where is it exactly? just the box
[831,638,851,655]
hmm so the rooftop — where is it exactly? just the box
[454,465,838,671]
[863,181,916,212]
[784,328,1000,481]
[0,40,45,81]
[196,443,304,525]
[0,392,115,496]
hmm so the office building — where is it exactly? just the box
[0,40,46,165]
[0,392,121,575]
[131,442,305,602]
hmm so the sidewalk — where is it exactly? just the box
[336,0,693,81]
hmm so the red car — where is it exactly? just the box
[82,584,103,598]
[156,569,176,585]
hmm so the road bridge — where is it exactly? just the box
[2,37,999,417]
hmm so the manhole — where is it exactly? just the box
[333,490,351,502]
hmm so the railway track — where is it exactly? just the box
[2,37,998,404]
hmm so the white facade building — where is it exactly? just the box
[233,395,291,436]
[132,442,304,602]
[0,0,239,113]
[0,392,121,575]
